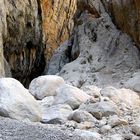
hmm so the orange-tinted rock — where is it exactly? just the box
[40,0,77,63]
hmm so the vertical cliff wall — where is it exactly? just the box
[102,0,140,47]
[0,0,45,86]
[40,0,77,67]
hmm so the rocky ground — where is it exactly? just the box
[0,116,81,140]
[0,75,140,140]
[0,0,140,140]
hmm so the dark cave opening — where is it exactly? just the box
[4,40,46,88]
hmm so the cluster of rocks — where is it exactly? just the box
[0,75,139,139]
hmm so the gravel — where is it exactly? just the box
[0,117,81,140]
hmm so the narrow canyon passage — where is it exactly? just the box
[0,0,140,140]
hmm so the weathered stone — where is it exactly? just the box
[101,87,140,109]
[59,0,140,88]
[46,41,70,75]
[38,96,54,108]
[0,78,42,122]
[69,110,96,123]
[41,104,73,123]
[65,120,78,129]
[81,85,101,98]
[108,134,123,140]
[100,125,111,134]
[102,0,140,47]
[132,118,140,136]
[40,0,77,68]
[53,84,91,109]
[77,121,93,130]
[108,115,128,127]
[125,71,140,93]
[79,101,120,119]
[29,75,65,100]
[0,0,45,86]
[75,129,101,140]
[44,118,65,125]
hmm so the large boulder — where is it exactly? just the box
[53,84,91,109]
[100,87,140,109]
[0,78,42,122]
[29,75,65,100]
[41,104,73,123]
[79,101,120,119]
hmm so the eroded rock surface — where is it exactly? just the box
[29,75,65,99]
[56,0,140,88]
[0,0,45,86]
[0,78,42,122]
[41,0,77,68]
[102,0,140,47]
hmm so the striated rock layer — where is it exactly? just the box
[0,0,45,86]
[40,0,77,69]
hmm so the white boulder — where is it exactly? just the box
[100,87,140,108]
[29,75,65,99]
[53,84,91,109]
[0,78,42,122]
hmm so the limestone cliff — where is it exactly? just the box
[40,0,77,67]
[102,0,140,47]
[47,0,140,88]
[0,0,45,86]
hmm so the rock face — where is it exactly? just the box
[0,78,42,122]
[102,0,140,47]
[40,0,77,67]
[53,0,140,88]
[0,0,45,86]
[0,38,4,77]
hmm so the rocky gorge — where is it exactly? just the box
[0,0,140,139]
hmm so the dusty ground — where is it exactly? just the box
[0,117,81,140]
